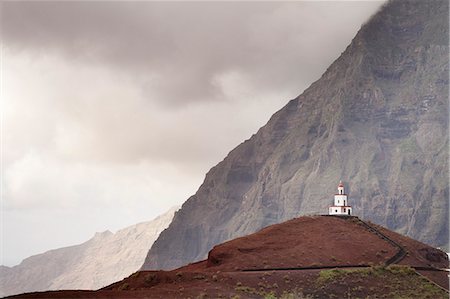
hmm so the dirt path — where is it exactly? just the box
[353,217,407,265]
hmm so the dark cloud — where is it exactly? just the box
[3,1,384,106]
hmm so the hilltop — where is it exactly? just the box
[7,216,448,298]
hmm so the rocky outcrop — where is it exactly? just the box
[143,0,448,270]
[0,207,178,297]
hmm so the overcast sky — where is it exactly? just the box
[1,1,384,267]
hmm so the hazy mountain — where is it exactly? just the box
[0,207,178,297]
[143,0,448,271]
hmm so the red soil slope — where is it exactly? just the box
[204,216,398,271]
[7,216,449,299]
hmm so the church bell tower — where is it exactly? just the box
[328,181,352,215]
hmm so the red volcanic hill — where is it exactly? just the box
[205,216,400,271]
[7,216,449,299]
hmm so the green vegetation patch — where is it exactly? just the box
[317,268,348,283]
[315,265,448,299]
[318,265,416,284]
[386,264,416,275]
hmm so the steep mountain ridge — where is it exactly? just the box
[143,0,448,270]
[0,207,178,297]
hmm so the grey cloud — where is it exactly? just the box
[3,1,384,106]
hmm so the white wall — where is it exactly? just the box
[334,194,347,206]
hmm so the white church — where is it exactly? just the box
[328,181,352,215]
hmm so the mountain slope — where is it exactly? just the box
[0,207,178,297]
[105,216,448,298]
[143,0,449,271]
[7,216,448,298]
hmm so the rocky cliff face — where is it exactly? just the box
[143,0,448,271]
[0,207,178,297]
